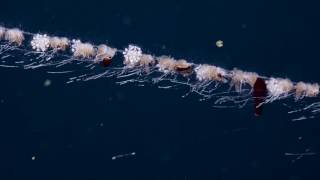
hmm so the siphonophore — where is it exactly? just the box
[0,25,320,120]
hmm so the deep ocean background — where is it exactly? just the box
[0,0,320,179]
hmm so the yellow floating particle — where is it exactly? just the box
[216,40,223,48]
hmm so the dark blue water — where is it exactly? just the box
[1,0,320,179]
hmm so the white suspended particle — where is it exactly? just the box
[43,79,52,87]
[31,34,50,52]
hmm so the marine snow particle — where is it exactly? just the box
[43,79,52,87]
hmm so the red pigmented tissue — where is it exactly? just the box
[253,78,267,116]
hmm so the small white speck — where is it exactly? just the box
[43,79,52,87]
[31,156,36,161]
